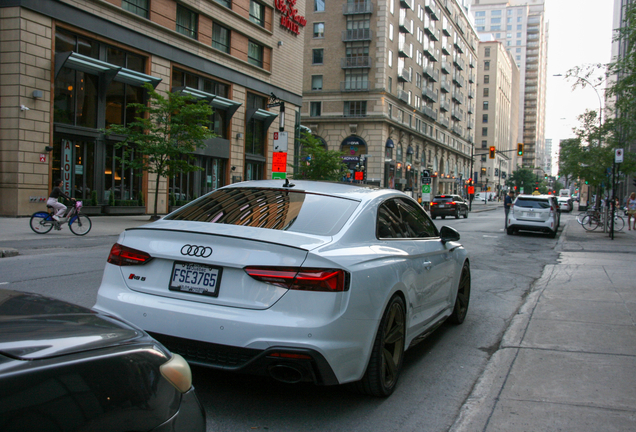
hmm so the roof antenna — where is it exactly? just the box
[283,178,295,188]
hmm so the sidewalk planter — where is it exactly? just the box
[102,206,146,215]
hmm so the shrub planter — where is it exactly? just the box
[102,206,146,215]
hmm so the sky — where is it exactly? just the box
[544,0,616,172]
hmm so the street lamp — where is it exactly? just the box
[553,74,603,129]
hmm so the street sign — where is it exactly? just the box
[273,131,288,152]
[421,184,431,202]
[615,148,624,163]
[272,152,287,172]
[272,172,287,179]
[467,186,475,195]
[422,177,432,185]
[267,102,282,108]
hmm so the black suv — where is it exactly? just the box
[430,195,469,219]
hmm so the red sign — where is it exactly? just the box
[354,171,363,181]
[274,0,307,35]
[39,154,46,163]
[272,152,287,173]
[468,186,475,195]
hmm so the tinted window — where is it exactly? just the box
[514,197,551,209]
[377,198,438,239]
[165,188,359,236]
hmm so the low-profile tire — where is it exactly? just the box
[463,209,468,219]
[354,295,406,397]
[431,215,437,219]
[455,209,460,219]
[548,228,557,238]
[448,262,470,325]
[441,216,446,219]
[506,227,513,235]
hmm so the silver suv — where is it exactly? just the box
[507,194,560,238]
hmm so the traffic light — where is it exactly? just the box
[489,146,496,159]
[585,180,589,184]
[544,174,548,180]
[517,143,524,156]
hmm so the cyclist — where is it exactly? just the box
[47,179,73,221]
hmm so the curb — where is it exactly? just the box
[0,248,19,258]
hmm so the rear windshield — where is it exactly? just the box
[165,188,360,236]
[433,196,453,203]
[514,198,551,209]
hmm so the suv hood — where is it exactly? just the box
[0,290,142,360]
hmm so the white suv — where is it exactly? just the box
[507,194,560,238]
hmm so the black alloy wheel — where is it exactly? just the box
[355,296,406,397]
[455,208,460,219]
[448,262,470,324]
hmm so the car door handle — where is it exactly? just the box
[423,261,432,270]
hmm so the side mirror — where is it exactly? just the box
[440,226,460,244]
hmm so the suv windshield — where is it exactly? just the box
[514,197,551,209]
[165,188,360,236]
[433,196,454,203]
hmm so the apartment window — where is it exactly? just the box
[507,17,512,23]
[388,50,393,67]
[215,0,231,8]
[484,47,491,57]
[415,72,421,88]
[344,101,367,117]
[389,23,394,41]
[492,10,502,16]
[516,40,521,46]
[484,75,490,84]
[388,76,392,93]
[507,9,513,16]
[122,0,149,18]
[312,49,324,64]
[249,1,265,26]
[507,33,512,38]
[344,70,368,91]
[212,23,230,53]
[517,17,522,22]
[475,18,485,25]
[481,140,487,149]
[507,41,511,46]
[176,5,198,39]
[516,48,522,53]
[482,127,488,137]
[483,101,489,110]
[477,26,485,31]
[507,25,512,30]
[482,114,488,123]
[491,25,501,31]
[491,18,501,24]
[315,0,324,12]
[313,22,325,38]
[483,87,489,97]
[517,24,522,30]
[390,0,394,15]
[310,101,321,117]
[517,32,522,38]
[495,33,501,38]
[516,55,521,60]
[475,11,485,17]
[248,41,264,67]
[312,75,323,90]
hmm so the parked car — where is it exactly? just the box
[507,194,560,238]
[94,180,471,397]
[557,196,573,212]
[430,194,469,219]
[0,288,205,432]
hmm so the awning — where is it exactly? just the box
[210,95,242,120]
[55,52,161,88]
[172,86,216,101]
[386,138,395,148]
[246,108,278,130]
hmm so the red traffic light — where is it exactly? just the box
[489,146,496,159]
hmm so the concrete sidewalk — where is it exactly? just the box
[451,221,636,432]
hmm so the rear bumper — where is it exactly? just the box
[431,206,459,216]
[507,217,555,233]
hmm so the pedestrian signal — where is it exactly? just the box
[489,146,496,159]
[517,143,523,156]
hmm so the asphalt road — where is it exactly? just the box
[0,209,566,432]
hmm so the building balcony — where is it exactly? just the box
[468,88,475,99]
[442,42,451,55]
[421,105,438,121]
[452,71,464,87]
[467,118,474,129]
[451,108,462,121]
[439,99,450,112]
[467,102,474,114]
[468,72,475,83]
[527,24,540,34]
[452,124,463,136]
[441,60,451,74]
[454,57,465,71]
[467,133,474,143]
[422,87,438,102]
[398,67,412,82]
[423,43,435,59]
[425,20,436,37]
[469,56,475,68]
[452,90,464,104]
[343,1,373,15]
[341,56,373,68]
[342,29,372,41]
[457,20,466,36]
[440,79,450,93]
[399,17,413,34]
[439,115,450,128]
[340,81,370,91]
[397,88,410,104]
[400,0,414,10]
[398,42,413,58]
[424,0,439,19]
[440,0,451,13]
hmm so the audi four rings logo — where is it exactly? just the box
[180,244,213,258]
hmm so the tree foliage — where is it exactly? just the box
[506,167,546,194]
[291,132,348,181]
[105,83,214,218]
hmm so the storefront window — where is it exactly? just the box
[105,141,143,204]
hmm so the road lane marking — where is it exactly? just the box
[483,235,499,238]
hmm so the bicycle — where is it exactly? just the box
[29,200,92,236]
[579,209,625,232]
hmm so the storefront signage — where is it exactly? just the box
[341,136,366,147]
[274,0,307,35]
[61,139,73,196]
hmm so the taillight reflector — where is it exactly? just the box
[244,267,348,292]
[107,243,152,266]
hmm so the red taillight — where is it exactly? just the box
[430,202,437,205]
[107,243,152,266]
[244,267,348,292]
[450,201,457,205]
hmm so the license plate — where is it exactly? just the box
[438,204,446,208]
[169,261,222,297]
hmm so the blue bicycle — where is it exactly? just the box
[29,200,92,236]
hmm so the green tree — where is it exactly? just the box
[506,167,540,194]
[292,132,348,181]
[105,83,214,219]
